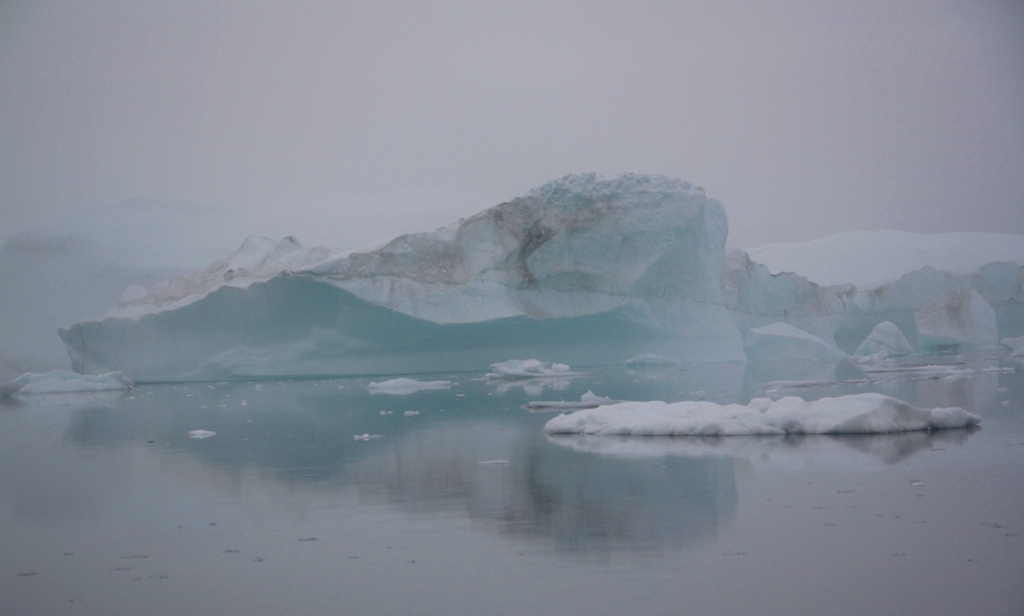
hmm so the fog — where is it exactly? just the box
[1,0,1021,251]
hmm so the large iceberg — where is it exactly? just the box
[54,173,1024,381]
[60,174,745,381]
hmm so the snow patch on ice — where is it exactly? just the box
[543,393,979,436]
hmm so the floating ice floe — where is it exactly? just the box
[353,434,383,441]
[367,378,453,394]
[543,393,980,436]
[0,370,133,397]
[484,359,583,380]
[625,354,681,367]
[524,390,621,412]
[188,430,217,439]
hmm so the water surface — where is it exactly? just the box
[2,356,1022,615]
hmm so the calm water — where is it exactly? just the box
[2,356,1022,616]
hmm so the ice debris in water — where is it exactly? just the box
[353,433,383,441]
[1,370,133,397]
[543,393,980,436]
[484,359,583,380]
[367,378,453,394]
[524,390,621,411]
[188,430,217,439]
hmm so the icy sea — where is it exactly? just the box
[2,355,1022,616]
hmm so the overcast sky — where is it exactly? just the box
[2,0,1021,250]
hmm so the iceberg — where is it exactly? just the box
[60,174,745,381]
[367,378,454,394]
[855,321,913,357]
[54,173,1024,381]
[542,393,981,436]
[914,289,998,351]
[0,370,133,397]
[743,322,847,361]
[483,359,583,380]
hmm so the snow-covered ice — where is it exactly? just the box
[187,430,217,439]
[367,378,454,394]
[543,393,980,436]
[0,370,133,397]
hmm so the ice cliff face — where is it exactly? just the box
[60,174,746,381]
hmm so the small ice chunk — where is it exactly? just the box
[353,433,383,441]
[188,430,217,439]
[367,378,453,395]
[403,411,420,416]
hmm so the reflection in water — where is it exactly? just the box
[547,427,977,466]
[12,358,993,558]
[344,421,737,553]
[2,358,1021,616]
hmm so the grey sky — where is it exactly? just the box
[2,0,1021,250]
